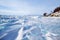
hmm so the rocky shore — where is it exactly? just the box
[43,7,60,17]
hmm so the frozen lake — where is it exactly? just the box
[0,15,60,40]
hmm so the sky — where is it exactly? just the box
[0,0,60,15]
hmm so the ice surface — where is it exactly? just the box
[0,15,60,40]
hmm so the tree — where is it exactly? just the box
[53,7,60,13]
[43,13,47,16]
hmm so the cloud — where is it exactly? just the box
[0,0,59,15]
[0,9,31,15]
[0,0,46,15]
[0,0,35,15]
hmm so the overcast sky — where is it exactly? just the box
[0,0,60,15]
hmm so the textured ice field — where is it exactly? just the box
[0,16,60,40]
[22,17,60,40]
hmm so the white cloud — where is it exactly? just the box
[0,0,42,15]
[0,0,35,15]
[0,9,31,15]
[0,0,48,15]
[0,0,60,15]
